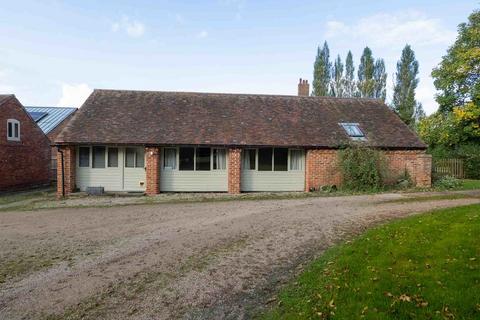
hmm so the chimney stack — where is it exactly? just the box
[298,78,309,96]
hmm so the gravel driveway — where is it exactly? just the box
[0,192,479,319]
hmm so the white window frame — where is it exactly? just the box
[125,147,145,169]
[92,146,107,169]
[163,146,228,172]
[7,119,20,141]
[243,148,303,172]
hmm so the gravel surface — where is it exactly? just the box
[0,192,479,319]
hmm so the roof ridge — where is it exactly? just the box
[92,88,385,103]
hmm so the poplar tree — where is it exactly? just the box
[312,41,332,96]
[392,44,419,126]
[357,47,375,98]
[344,51,356,97]
[373,59,387,102]
[331,54,344,97]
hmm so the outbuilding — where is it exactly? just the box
[54,80,431,196]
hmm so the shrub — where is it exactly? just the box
[434,175,462,190]
[338,145,386,191]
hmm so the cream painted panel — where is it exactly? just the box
[160,170,227,192]
[241,171,305,191]
[76,167,123,191]
[123,168,146,191]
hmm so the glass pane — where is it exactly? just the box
[164,148,177,169]
[136,148,145,168]
[196,147,211,171]
[213,149,226,170]
[289,150,303,170]
[274,148,288,171]
[108,148,118,167]
[258,148,272,171]
[179,147,194,171]
[242,149,256,170]
[92,146,106,168]
[14,123,19,138]
[7,122,12,138]
[79,147,90,167]
[125,148,135,168]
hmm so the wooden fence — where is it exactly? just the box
[433,159,465,179]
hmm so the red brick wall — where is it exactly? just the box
[305,149,342,191]
[48,112,76,182]
[56,145,76,197]
[228,148,242,194]
[145,147,160,195]
[0,97,50,191]
[305,148,432,190]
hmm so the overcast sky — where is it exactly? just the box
[0,0,476,114]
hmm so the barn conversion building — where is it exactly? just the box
[54,81,431,196]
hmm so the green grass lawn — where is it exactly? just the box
[261,204,480,320]
[459,179,480,190]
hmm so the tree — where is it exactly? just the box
[344,51,356,97]
[357,47,375,98]
[431,10,480,113]
[312,41,332,96]
[331,55,344,97]
[373,59,387,101]
[392,44,419,126]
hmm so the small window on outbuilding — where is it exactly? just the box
[7,119,20,141]
[340,123,366,141]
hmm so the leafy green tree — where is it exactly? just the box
[357,47,375,98]
[373,59,387,101]
[313,41,332,96]
[392,44,419,126]
[331,54,344,97]
[344,51,356,97]
[432,10,480,113]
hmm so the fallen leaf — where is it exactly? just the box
[399,294,411,302]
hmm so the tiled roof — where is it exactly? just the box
[25,107,77,134]
[56,89,427,149]
[0,94,14,105]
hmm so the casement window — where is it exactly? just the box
[242,149,256,170]
[273,148,288,171]
[125,147,144,168]
[170,147,227,171]
[108,148,118,167]
[289,149,304,171]
[258,148,273,171]
[7,119,20,141]
[213,148,226,170]
[163,148,177,170]
[92,146,106,168]
[196,147,211,171]
[179,147,195,170]
[243,148,304,172]
[339,123,366,141]
[79,147,90,167]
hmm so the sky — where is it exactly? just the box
[0,1,477,114]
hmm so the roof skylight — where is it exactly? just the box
[339,123,366,141]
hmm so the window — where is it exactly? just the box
[179,147,195,171]
[136,148,145,167]
[258,148,273,171]
[7,119,20,141]
[274,148,288,171]
[79,147,90,167]
[163,148,177,169]
[196,148,211,171]
[92,146,106,168]
[290,150,304,170]
[340,123,366,140]
[125,147,144,168]
[108,148,118,167]
[242,149,256,170]
[213,148,226,170]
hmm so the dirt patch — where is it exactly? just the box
[0,192,478,319]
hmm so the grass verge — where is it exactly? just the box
[382,193,478,204]
[260,204,480,319]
